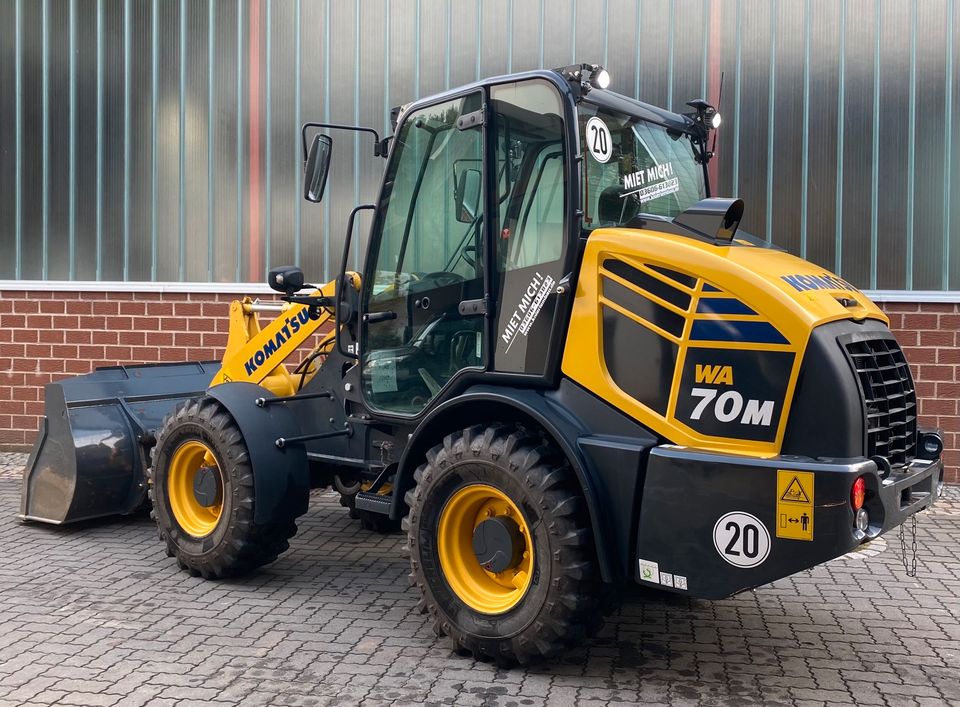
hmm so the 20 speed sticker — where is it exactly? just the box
[713,512,771,568]
[585,117,612,163]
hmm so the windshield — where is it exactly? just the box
[579,103,706,229]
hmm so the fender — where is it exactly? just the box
[391,383,627,582]
[207,382,310,524]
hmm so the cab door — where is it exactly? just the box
[489,78,572,377]
[359,92,487,416]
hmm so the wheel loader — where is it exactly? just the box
[20,65,944,664]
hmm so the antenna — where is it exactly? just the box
[710,71,725,156]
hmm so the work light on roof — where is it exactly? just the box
[590,67,611,90]
[554,63,611,93]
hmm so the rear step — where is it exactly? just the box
[354,491,392,515]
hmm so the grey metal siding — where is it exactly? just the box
[0,0,957,290]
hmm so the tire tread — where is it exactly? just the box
[149,397,297,579]
[406,424,614,665]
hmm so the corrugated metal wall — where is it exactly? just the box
[0,0,957,290]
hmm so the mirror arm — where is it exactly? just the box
[301,122,383,160]
[336,204,377,360]
[282,294,335,308]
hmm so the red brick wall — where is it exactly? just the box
[0,290,957,482]
[0,290,254,450]
[883,302,960,482]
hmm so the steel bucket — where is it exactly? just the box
[20,361,220,524]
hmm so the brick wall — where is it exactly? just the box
[0,289,957,482]
[0,290,256,450]
[883,302,960,482]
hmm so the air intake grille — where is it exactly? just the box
[844,337,917,467]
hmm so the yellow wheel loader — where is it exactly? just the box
[21,65,943,664]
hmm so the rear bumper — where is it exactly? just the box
[871,457,943,533]
[633,445,942,599]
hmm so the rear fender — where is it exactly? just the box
[206,382,310,524]
[392,385,619,582]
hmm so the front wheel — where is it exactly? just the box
[404,425,606,665]
[149,397,298,579]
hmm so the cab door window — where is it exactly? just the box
[490,79,568,374]
[361,93,485,415]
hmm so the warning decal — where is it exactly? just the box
[776,470,814,541]
[780,476,811,504]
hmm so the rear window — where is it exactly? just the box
[579,103,705,228]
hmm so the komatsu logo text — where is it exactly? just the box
[781,272,858,293]
[244,309,311,376]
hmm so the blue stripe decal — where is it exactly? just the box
[691,320,788,345]
[696,298,757,316]
[702,283,723,293]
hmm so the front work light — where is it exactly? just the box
[591,67,611,90]
[710,112,722,129]
[555,63,611,93]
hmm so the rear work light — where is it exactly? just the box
[851,476,867,511]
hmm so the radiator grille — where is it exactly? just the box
[844,337,917,466]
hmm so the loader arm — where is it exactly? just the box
[20,275,357,525]
[210,276,352,396]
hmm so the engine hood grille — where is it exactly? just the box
[844,336,918,467]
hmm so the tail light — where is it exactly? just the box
[851,476,866,511]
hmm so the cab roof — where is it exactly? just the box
[390,67,699,138]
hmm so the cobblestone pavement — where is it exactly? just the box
[1,452,959,706]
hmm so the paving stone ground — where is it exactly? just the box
[1,451,959,706]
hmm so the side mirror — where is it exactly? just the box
[267,265,305,294]
[303,134,332,203]
[454,168,482,223]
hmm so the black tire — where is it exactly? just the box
[338,491,402,533]
[149,397,298,579]
[404,424,607,665]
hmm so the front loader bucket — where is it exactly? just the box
[20,361,221,525]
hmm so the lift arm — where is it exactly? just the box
[210,276,354,396]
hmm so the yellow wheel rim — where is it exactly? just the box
[437,483,535,615]
[167,440,224,538]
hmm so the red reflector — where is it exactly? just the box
[851,476,866,510]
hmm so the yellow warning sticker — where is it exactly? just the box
[776,470,814,541]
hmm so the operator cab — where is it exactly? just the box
[358,77,574,418]
[301,68,719,422]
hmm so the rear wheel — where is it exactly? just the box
[405,425,606,665]
[149,397,297,579]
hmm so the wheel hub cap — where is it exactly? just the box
[192,466,222,508]
[472,516,524,573]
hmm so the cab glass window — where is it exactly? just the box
[579,103,705,228]
[360,93,485,415]
[490,79,568,374]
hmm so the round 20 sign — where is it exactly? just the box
[713,512,771,568]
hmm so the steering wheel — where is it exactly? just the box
[597,185,642,225]
[415,271,466,289]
